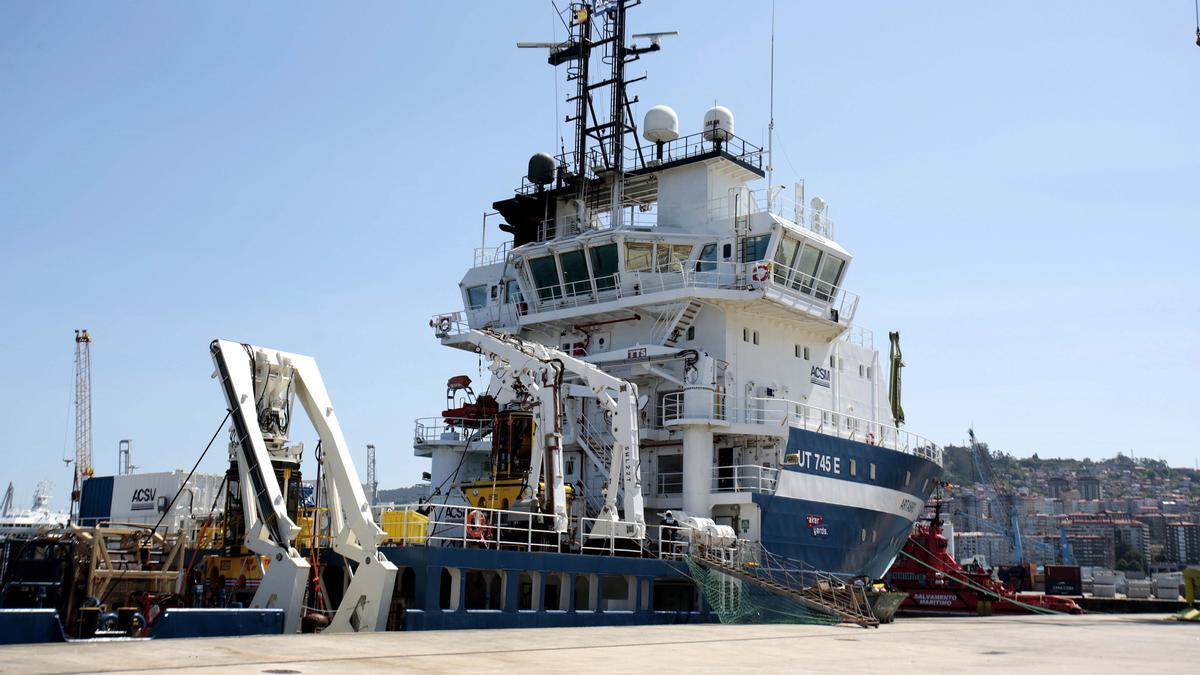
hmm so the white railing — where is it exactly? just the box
[430,310,470,337]
[711,465,779,494]
[473,241,512,267]
[841,326,874,349]
[654,471,683,496]
[655,524,690,560]
[659,391,942,466]
[413,417,490,445]
[577,516,646,555]
[524,261,858,324]
[705,188,782,223]
[374,503,562,552]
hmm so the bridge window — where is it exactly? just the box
[773,235,799,283]
[794,245,822,293]
[589,243,618,290]
[625,242,653,271]
[696,243,718,272]
[814,255,845,301]
[529,255,562,301]
[559,249,591,296]
[465,285,487,309]
[657,244,693,273]
[739,234,770,263]
[504,279,522,304]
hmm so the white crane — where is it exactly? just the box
[210,339,397,634]
[438,324,646,540]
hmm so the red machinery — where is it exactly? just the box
[886,504,1082,616]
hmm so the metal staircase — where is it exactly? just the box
[690,541,879,628]
[660,299,704,347]
[577,415,615,480]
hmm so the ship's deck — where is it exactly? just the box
[1,613,1192,674]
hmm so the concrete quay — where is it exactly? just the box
[0,614,1195,674]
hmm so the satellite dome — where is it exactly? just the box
[810,196,827,212]
[527,152,557,186]
[643,105,679,143]
[702,106,734,141]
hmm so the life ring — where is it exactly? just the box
[751,262,771,282]
[465,509,489,540]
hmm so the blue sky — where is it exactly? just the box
[1,2,1197,508]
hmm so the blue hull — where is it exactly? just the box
[755,428,943,578]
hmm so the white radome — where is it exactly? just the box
[702,105,734,141]
[643,105,679,143]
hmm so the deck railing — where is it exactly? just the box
[658,391,942,466]
[519,260,857,324]
[413,417,490,445]
[711,464,779,494]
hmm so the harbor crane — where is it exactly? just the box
[210,339,397,634]
[70,329,94,522]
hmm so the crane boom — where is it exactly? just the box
[210,339,397,634]
[444,326,646,539]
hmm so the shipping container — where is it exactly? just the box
[1044,565,1082,596]
[84,471,225,532]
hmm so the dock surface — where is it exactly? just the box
[1,614,1196,674]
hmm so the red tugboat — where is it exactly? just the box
[885,503,1082,616]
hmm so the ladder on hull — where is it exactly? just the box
[690,542,879,628]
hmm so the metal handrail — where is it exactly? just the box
[659,391,942,466]
[522,261,857,324]
[373,503,562,553]
[413,417,490,444]
[473,241,512,267]
[711,464,779,494]
[654,471,683,496]
[577,516,644,555]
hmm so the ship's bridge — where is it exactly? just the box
[458,188,857,344]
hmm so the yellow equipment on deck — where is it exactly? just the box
[380,509,430,545]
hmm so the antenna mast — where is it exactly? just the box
[70,329,94,521]
[767,0,776,208]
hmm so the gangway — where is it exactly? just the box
[687,541,878,628]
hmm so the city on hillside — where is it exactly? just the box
[934,438,1200,573]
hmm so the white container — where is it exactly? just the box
[107,470,226,532]
[1126,580,1152,599]
[1093,584,1117,598]
[1153,573,1182,599]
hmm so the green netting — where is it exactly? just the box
[684,556,840,625]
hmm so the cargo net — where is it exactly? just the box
[684,542,877,627]
[684,556,840,625]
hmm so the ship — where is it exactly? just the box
[885,503,1082,616]
[0,482,68,542]
[376,0,945,630]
